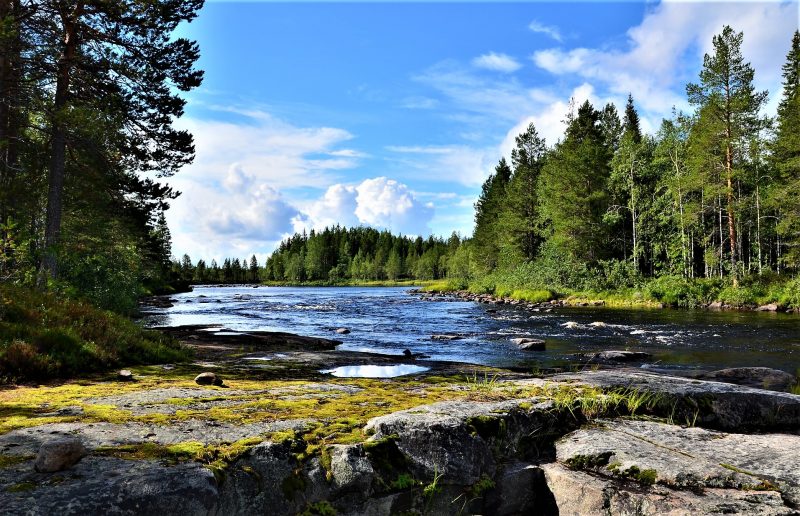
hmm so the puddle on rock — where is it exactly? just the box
[321,364,429,378]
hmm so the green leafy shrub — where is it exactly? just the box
[0,285,189,382]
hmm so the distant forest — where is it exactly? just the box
[183,27,800,306]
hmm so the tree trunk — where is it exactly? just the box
[38,4,82,286]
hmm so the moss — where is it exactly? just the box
[389,473,417,491]
[469,474,496,498]
[0,454,33,468]
[319,446,333,482]
[565,452,613,470]
[281,470,307,501]
[609,464,658,486]
[6,481,36,493]
[298,501,338,516]
[362,435,406,475]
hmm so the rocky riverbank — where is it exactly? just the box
[1,327,799,515]
[414,288,800,314]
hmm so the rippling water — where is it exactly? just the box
[142,286,800,374]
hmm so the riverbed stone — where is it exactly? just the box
[33,437,86,472]
[699,367,797,392]
[510,338,546,351]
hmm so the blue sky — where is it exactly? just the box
[166,1,799,262]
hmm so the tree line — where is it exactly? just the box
[246,26,800,301]
[466,26,800,291]
[0,0,203,312]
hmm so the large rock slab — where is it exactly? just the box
[550,370,800,432]
[542,462,793,516]
[1,457,218,515]
[0,419,310,456]
[554,419,800,509]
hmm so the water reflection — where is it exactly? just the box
[321,364,429,378]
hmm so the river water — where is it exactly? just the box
[142,285,800,374]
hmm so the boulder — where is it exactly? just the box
[700,367,797,392]
[510,338,546,351]
[34,437,87,472]
[194,372,224,386]
[336,328,351,334]
[117,369,134,381]
[365,398,578,485]
[757,303,781,312]
[561,321,580,329]
[329,444,375,495]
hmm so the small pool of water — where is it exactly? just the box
[321,364,430,378]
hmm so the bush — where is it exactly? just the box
[0,285,189,382]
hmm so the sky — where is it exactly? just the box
[165,0,800,263]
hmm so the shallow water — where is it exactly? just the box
[142,286,800,374]
[321,364,430,378]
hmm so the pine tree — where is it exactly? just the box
[687,25,768,284]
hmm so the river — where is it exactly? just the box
[142,285,800,374]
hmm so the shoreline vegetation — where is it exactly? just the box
[177,28,800,319]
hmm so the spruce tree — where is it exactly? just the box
[771,31,800,267]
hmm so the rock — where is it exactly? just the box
[430,334,463,341]
[488,462,557,516]
[510,338,546,351]
[5,457,218,514]
[329,444,374,495]
[709,301,723,309]
[589,350,652,362]
[365,398,578,485]
[552,419,800,509]
[700,367,797,392]
[562,321,580,329]
[194,372,224,386]
[551,370,800,432]
[117,369,133,381]
[336,328,351,334]
[34,437,87,472]
[542,462,792,515]
[757,303,781,312]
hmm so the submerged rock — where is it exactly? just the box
[510,338,546,351]
[430,334,463,341]
[336,328,351,334]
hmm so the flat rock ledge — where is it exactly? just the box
[2,371,799,515]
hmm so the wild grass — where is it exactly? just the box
[0,285,189,382]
